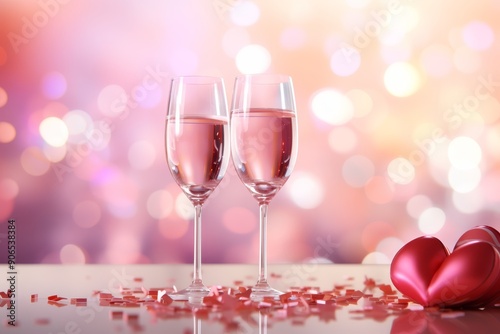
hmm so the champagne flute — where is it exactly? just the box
[230,74,298,300]
[165,76,230,301]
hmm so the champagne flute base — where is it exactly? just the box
[250,281,283,301]
[168,281,210,301]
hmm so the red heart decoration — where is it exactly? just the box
[454,225,500,252]
[453,225,500,307]
[390,234,500,308]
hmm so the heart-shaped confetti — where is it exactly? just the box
[390,226,500,308]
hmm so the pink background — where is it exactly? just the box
[0,0,499,264]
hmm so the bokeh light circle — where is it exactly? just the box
[0,122,16,143]
[0,86,7,108]
[128,140,156,170]
[418,207,446,235]
[462,21,495,51]
[311,89,354,125]
[387,157,415,185]
[39,116,69,147]
[384,62,421,97]
[21,147,51,176]
[230,1,260,26]
[330,48,361,77]
[60,244,86,264]
[288,172,324,209]
[448,167,481,193]
[342,155,375,188]
[448,136,482,170]
[147,190,174,219]
[235,44,271,74]
[98,84,127,117]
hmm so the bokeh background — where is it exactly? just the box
[1,0,499,265]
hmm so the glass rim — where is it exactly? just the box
[235,73,292,84]
[171,75,225,85]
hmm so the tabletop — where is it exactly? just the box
[1,264,499,333]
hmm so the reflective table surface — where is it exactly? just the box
[1,264,499,333]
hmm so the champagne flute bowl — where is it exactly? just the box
[230,74,298,300]
[165,76,230,302]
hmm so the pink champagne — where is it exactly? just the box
[231,108,298,203]
[166,116,229,204]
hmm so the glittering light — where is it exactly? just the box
[0,179,19,200]
[0,86,7,108]
[0,122,16,143]
[98,84,127,117]
[387,157,415,185]
[128,140,156,170]
[384,62,421,97]
[418,207,446,235]
[448,136,482,170]
[345,89,373,118]
[328,126,357,153]
[235,44,271,74]
[222,28,251,57]
[406,194,432,219]
[222,207,256,234]
[420,44,453,77]
[41,71,67,99]
[73,200,101,228]
[453,46,481,73]
[288,172,324,209]
[448,167,481,193]
[330,48,361,77]
[63,109,93,136]
[60,244,86,264]
[311,89,354,125]
[462,21,495,51]
[452,190,484,214]
[230,1,260,26]
[280,27,307,50]
[39,116,69,147]
[20,147,51,176]
[146,190,174,219]
[342,155,375,188]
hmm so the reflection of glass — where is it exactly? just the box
[231,74,298,300]
[165,76,230,301]
[193,313,202,334]
[259,311,268,334]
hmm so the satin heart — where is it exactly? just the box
[454,225,500,252]
[390,236,449,306]
[454,225,500,307]
[390,236,500,308]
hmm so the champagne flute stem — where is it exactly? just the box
[258,203,269,285]
[193,204,203,285]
